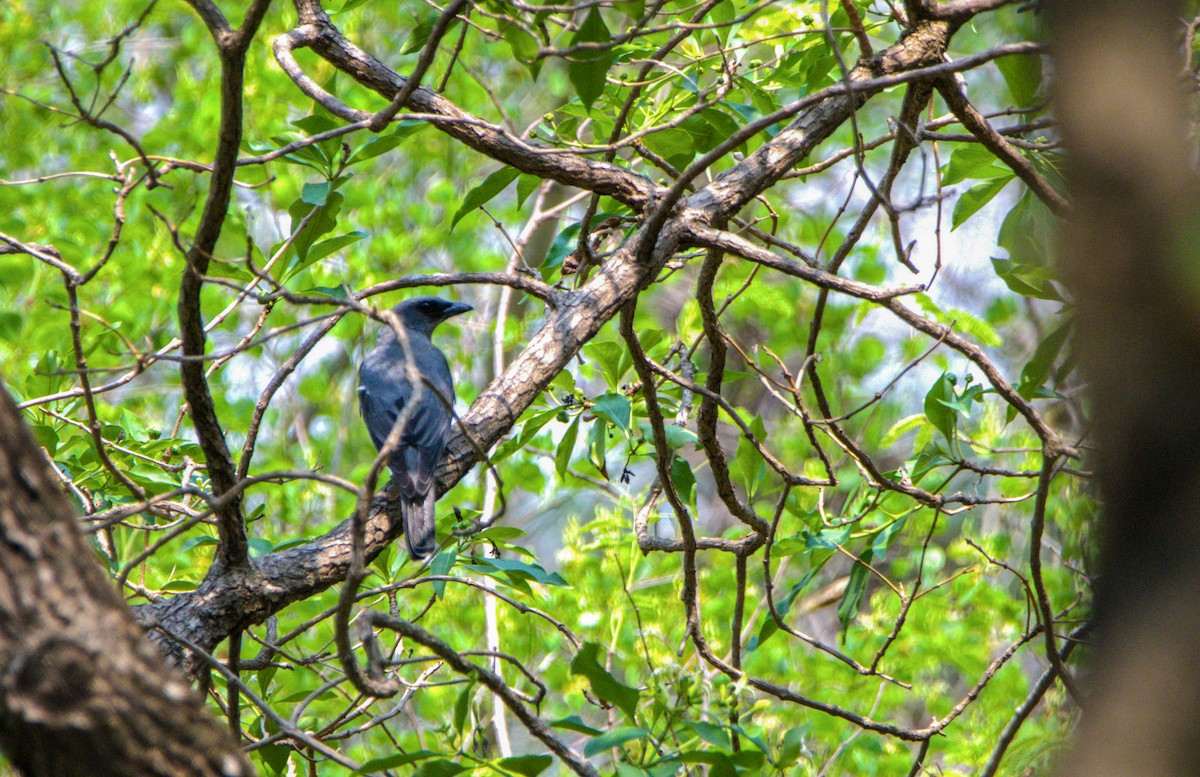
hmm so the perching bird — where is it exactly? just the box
[358,296,472,560]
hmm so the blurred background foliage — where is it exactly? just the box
[0,0,1087,774]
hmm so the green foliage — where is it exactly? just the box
[0,0,1089,774]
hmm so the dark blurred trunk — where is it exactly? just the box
[1047,1,1200,774]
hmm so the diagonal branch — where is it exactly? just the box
[935,75,1070,216]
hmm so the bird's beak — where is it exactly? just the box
[445,302,473,318]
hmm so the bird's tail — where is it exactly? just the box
[401,490,437,561]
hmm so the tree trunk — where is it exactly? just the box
[0,378,250,777]
[1048,0,1200,774]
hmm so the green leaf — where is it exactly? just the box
[731,749,766,770]
[248,537,274,557]
[591,392,631,431]
[544,222,582,272]
[587,414,609,477]
[348,134,401,165]
[642,127,697,171]
[1018,321,1072,400]
[709,1,735,43]
[284,230,367,280]
[256,744,291,776]
[555,414,581,477]
[286,191,344,261]
[570,642,640,720]
[991,257,1062,301]
[806,526,851,551]
[837,548,873,631]
[0,311,23,339]
[999,189,1055,261]
[430,547,456,598]
[30,424,58,454]
[358,750,438,773]
[412,759,469,777]
[301,181,330,206]
[494,406,562,461]
[683,720,731,749]
[501,21,541,78]
[615,1,644,19]
[924,372,958,450]
[952,175,1013,230]
[464,557,569,590]
[400,9,459,55]
[913,293,1002,347]
[910,444,954,483]
[338,0,376,14]
[568,8,615,110]
[997,52,1043,108]
[552,714,603,736]
[583,726,650,757]
[777,727,809,769]
[674,751,737,777]
[870,517,907,559]
[451,166,520,230]
[496,755,553,777]
[881,413,925,448]
[474,525,526,542]
[516,173,540,208]
[292,114,339,136]
[303,284,351,300]
[665,424,698,449]
[941,144,1011,185]
[670,455,696,505]
[453,680,473,733]
[180,535,218,553]
[639,422,698,450]
[587,340,630,389]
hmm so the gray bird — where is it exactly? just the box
[358,296,473,560]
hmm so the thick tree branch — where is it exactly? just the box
[688,21,962,220]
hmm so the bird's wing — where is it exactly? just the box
[358,341,453,501]
[355,359,408,455]
[396,345,451,498]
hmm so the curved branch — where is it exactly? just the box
[274,0,661,210]
[695,247,771,534]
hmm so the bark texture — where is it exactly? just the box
[0,379,251,777]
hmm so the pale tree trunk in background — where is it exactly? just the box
[1048,0,1200,774]
[0,379,251,777]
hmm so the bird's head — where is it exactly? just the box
[390,296,474,337]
